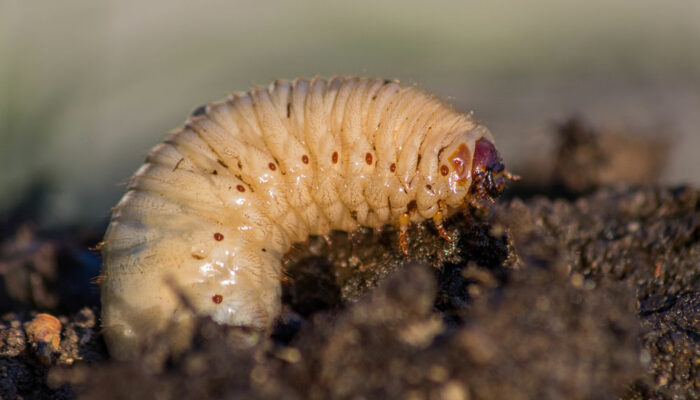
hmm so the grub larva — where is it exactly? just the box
[101,76,513,359]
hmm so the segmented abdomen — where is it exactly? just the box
[101,76,482,359]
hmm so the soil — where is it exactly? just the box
[0,118,697,399]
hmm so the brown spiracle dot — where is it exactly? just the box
[390,163,396,172]
[440,165,449,176]
[214,232,224,241]
[301,154,309,164]
[268,162,276,171]
[365,153,373,165]
[332,151,339,164]
[212,294,223,304]
[236,185,245,192]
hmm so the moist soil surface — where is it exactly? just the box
[1,119,698,399]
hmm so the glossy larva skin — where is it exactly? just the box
[101,76,494,359]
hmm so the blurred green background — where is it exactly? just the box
[2,0,699,227]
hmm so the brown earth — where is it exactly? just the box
[0,118,698,399]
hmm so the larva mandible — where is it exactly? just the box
[101,76,514,360]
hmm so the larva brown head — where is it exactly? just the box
[469,138,506,201]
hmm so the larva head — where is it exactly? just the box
[440,126,507,206]
[468,138,507,201]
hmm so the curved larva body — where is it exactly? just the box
[101,76,499,359]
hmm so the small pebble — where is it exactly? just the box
[25,313,62,365]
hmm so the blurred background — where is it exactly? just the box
[2,0,699,228]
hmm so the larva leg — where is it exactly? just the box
[432,200,453,242]
[398,211,411,255]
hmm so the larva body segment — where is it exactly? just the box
[101,76,507,360]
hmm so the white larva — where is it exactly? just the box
[101,76,512,360]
